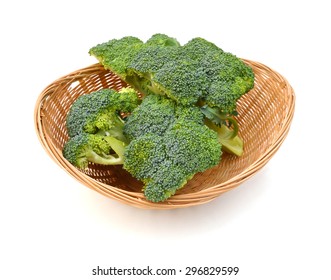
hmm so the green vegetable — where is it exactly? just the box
[66,87,140,142]
[62,34,256,202]
[88,36,144,81]
[89,35,254,113]
[63,87,139,168]
[63,133,126,169]
[123,119,222,202]
[89,34,254,157]
[123,93,205,140]
[123,94,176,141]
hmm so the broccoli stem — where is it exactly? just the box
[96,115,128,143]
[200,105,239,138]
[205,119,244,156]
[84,136,126,165]
[85,150,124,165]
[103,136,126,159]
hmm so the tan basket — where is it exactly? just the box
[34,60,295,209]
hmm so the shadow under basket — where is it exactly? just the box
[34,60,295,209]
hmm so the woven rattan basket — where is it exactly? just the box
[34,60,295,209]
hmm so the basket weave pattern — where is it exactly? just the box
[34,60,295,209]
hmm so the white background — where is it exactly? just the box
[1,0,330,279]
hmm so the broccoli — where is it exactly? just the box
[144,165,191,202]
[63,133,126,169]
[123,93,205,141]
[90,34,254,112]
[200,104,244,156]
[123,119,222,202]
[151,57,205,105]
[145,33,180,47]
[151,37,254,111]
[123,94,176,141]
[76,34,256,202]
[89,34,180,95]
[66,87,139,142]
[89,34,254,157]
[63,87,139,169]
[88,36,144,81]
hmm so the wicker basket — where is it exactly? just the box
[34,60,295,209]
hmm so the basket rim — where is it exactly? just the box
[34,59,295,209]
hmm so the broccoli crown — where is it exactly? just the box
[89,36,144,80]
[175,104,205,125]
[89,34,254,114]
[123,118,222,202]
[152,58,205,105]
[63,133,126,169]
[183,37,224,58]
[123,93,205,141]
[117,87,141,113]
[143,165,189,202]
[66,88,139,140]
[123,94,176,141]
[152,37,254,111]
[145,33,181,47]
[165,120,222,174]
[200,51,255,112]
[129,46,180,78]
[122,133,166,180]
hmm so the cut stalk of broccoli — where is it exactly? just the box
[63,133,126,169]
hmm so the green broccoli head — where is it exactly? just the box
[156,37,254,111]
[63,133,126,169]
[123,94,176,141]
[89,34,254,114]
[127,38,181,95]
[175,104,205,125]
[66,88,139,141]
[117,87,141,113]
[145,33,181,47]
[151,58,206,105]
[201,51,255,113]
[143,164,190,203]
[165,120,222,174]
[122,133,166,181]
[123,118,222,202]
[89,36,144,80]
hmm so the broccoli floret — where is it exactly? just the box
[201,51,255,113]
[123,93,206,142]
[165,120,222,174]
[127,46,181,95]
[123,119,222,202]
[123,94,176,141]
[63,133,126,169]
[152,58,206,105]
[144,164,190,202]
[145,33,181,47]
[150,37,254,111]
[89,36,144,81]
[66,88,139,142]
[89,34,254,114]
[175,104,205,125]
[117,87,142,113]
[122,133,166,181]
[127,34,181,95]
[89,34,180,95]
[183,37,224,58]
